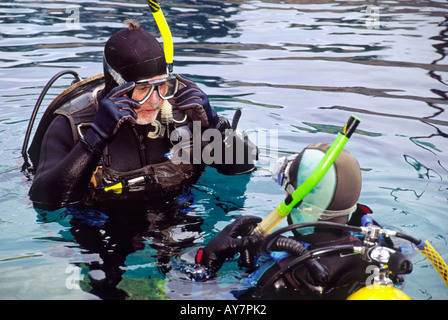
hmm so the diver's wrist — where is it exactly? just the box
[81,129,106,153]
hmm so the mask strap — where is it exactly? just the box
[103,55,126,85]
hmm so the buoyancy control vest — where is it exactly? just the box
[240,234,367,300]
[28,73,200,205]
[237,205,396,300]
[28,73,105,169]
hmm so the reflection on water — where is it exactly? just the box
[0,0,447,300]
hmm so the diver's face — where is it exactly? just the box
[132,75,165,125]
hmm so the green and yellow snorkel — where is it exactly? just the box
[252,114,448,293]
[147,0,174,74]
[143,1,448,292]
[253,115,361,237]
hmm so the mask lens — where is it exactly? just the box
[157,78,178,99]
[134,76,178,104]
[132,84,156,104]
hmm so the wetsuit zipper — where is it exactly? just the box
[132,125,147,166]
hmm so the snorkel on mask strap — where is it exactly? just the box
[290,202,357,223]
[104,1,175,87]
[146,0,175,126]
[273,155,356,221]
[272,146,361,228]
[147,0,174,75]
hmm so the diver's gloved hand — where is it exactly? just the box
[172,74,219,129]
[82,82,140,152]
[196,216,262,274]
[212,111,259,175]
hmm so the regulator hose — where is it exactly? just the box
[270,236,308,256]
[22,70,82,170]
[263,221,361,253]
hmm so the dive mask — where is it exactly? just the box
[133,75,178,104]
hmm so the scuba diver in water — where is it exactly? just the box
[26,19,257,211]
[190,143,413,299]
[23,16,257,300]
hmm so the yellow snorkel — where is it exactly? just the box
[146,0,175,124]
[147,0,174,74]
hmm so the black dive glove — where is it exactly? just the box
[212,111,259,175]
[172,74,219,129]
[196,216,262,274]
[82,82,140,152]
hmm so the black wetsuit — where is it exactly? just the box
[29,87,256,211]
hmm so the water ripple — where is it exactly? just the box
[0,0,447,300]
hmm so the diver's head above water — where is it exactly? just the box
[273,143,362,235]
[103,19,173,124]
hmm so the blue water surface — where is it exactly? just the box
[0,0,447,300]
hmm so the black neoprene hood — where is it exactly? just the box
[104,25,166,84]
